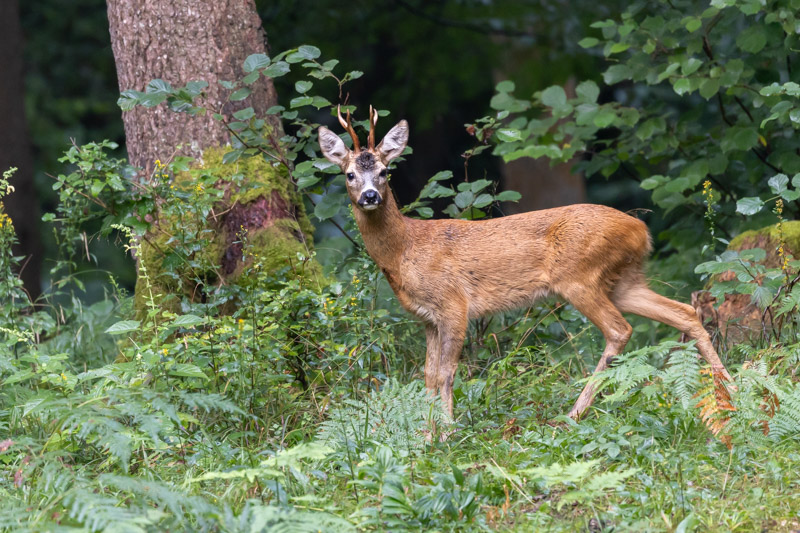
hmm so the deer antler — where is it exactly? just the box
[368,105,378,150]
[337,105,361,153]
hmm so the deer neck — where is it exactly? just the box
[352,190,408,272]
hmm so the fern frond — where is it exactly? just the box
[318,378,448,454]
[595,346,660,404]
[661,345,702,409]
[769,386,800,441]
[694,368,735,448]
[227,500,357,533]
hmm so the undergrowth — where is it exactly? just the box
[3,25,800,530]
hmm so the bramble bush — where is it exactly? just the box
[2,2,800,529]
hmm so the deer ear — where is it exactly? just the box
[318,126,350,166]
[376,120,408,164]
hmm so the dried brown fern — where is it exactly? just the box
[694,368,736,448]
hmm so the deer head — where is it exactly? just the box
[318,106,408,211]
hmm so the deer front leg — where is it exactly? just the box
[436,312,468,417]
[424,323,441,393]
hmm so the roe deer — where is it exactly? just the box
[318,106,732,419]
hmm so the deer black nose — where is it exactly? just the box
[360,189,381,205]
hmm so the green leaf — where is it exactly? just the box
[603,65,633,85]
[222,149,243,164]
[169,364,209,380]
[295,80,313,94]
[138,92,167,108]
[721,126,758,153]
[296,175,321,190]
[495,190,521,202]
[769,174,789,194]
[314,193,346,220]
[415,207,434,218]
[736,196,765,215]
[243,53,270,73]
[672,78,691,96]
[780,189,800,202]
[263,61,290,78]
[428,185,456,198]
[593,109,616,128]
[232,107,254,120]
[681,58,702,76]
[298,44,321,59]
[311,96,332,110]
[430,170,453,182]
[635,118,665,141]
[541,86,567,108]
[231,88,252,103]
[242,71,259,85]
[470,179,493,193]
[454,190,475,209]
[699,78,720,100]
[676,512,700,533]
[495,80,515,93]
[685,17,702,32]
[664,177,690,193]
[608,42,630,54]
[578,37,599,48]
[496,129,522,142]
[172,314,205,328]
[472,193,493,208]
[640,175,666,190]
[117,90,140,111]
[105,320,141,335]
[576,80,600,103]
[736,25,767,54]
[146,79,172,94]
[290,96,313,108]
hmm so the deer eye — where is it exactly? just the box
[379,169,387,178]
[346,172,355,181]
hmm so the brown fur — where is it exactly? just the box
[319,119,732,419]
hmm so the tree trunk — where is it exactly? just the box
[106,0,314,312]
[0,0,42,301]
[500,78,586,214]
[106,0,281,175]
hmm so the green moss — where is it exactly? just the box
[133,230,183,318]
[195,147,316,240]
[728,220,800,252]
[133,146,322,317]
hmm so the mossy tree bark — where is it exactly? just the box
[0,0,42,301]
[106,0,315,312]
[693,221,800,347]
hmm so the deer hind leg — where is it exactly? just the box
[435,312,468,417]
[566,291,633,420]
[611,275,732,381]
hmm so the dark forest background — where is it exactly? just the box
[4,0,641,298]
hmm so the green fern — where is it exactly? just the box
[521,459,638,510]
[318,378,449,454]
[660,343,702,409]
[769,386,800,441]
[226,500,357,533]
[594,344,662,404]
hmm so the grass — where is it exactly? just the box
[2,249,799,532]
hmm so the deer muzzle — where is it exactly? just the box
[358,189,381,210]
